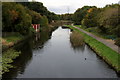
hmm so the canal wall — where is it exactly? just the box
[67,25,120,74]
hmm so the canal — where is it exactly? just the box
[3,26,119,78]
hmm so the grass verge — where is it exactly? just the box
[66,25,120,73]
[2,33,24,50]
[75,25,117,39]
[3,33,23,43]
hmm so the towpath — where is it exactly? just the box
[73,26,120,54]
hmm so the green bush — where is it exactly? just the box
[115,38,120,47]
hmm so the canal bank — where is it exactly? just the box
[2,25,59,74]
[2,34,32,52]
[66,25,120,74]
[2,32,36,74]
[2,26,119,78]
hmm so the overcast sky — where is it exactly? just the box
[29,0,119,14]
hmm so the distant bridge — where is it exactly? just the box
[50,20,73,26]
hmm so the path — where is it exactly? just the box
[74,26,120,54]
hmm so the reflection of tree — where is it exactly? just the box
[70,42,85,53]
[32,28,52,49]
[69,31,85,52]
[69,32,85,52]
[32,27,58,49]
[2,26,57,79]
[2,26,58,79]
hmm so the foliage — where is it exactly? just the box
[82,7,100,28]
[73,4,120,45]
[3,33,23,43]
[2,2,53,35]
[73,6,92,25]
[40,15,48,27]
[27,6,49,29]
[2,49,21,74]
[47,12,60,22]
[29,10,42,24]
[19,2,59,22]
[2,2,32,35]
[59,14,73,20]
[29,27,36,33]
[97,5,120,36]
[115,38,120,47]
[75,25,116,39]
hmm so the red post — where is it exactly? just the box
[32,24,40,32]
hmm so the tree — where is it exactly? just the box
[82,7,100,28]
[29,10,42,24]
[40,15,48,28]
[73,6,92,25]
[59,14,73,20]
[98,4,120,36]
[19,2,59,23]
[2,2,32,35]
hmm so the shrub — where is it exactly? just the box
[115,38,120,47]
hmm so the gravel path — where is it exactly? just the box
[74,26,120,54]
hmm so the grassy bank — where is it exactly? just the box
[66,25,120,73]
[75,25,117,39]
[1,33,24,74]
[2,33,24,50]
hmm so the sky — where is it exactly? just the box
[29,0,119,14]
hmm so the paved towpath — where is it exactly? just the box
[74,26,120,54]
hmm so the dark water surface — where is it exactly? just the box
[3,27,118,78]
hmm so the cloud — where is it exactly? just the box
[47,6,77,14]
[31,0,119,14]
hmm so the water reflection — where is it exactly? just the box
[2,28,53,79]
[2,26,119,78]
[2,38,33,79]
[70,31,85,53]
[70,44,85,53]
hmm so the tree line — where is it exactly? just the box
[2,2,120,46]
[2,2,59,35]
[59,4,120,47]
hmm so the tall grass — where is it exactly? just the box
[67,25,120,72]
[70,31,84,47]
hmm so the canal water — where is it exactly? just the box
[3,27,118,78]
